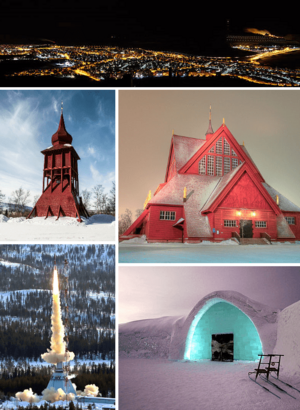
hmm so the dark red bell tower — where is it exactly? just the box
[27,112,89,222]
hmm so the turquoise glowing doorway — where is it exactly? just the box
[184,298,263,361]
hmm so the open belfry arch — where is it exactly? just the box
[27,106,89,222]
[120,108,300,243]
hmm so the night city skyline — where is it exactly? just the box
[1,14,300,86]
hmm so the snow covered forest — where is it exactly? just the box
[0,245,115,398]
[0,245,115,362]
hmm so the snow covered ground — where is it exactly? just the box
[0,215,115,242]
[119,358,300,410]
[1,399,115,409]
[119,242,300,263]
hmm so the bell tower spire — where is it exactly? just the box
[205,105,214,137]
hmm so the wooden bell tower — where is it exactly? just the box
[27,107,89,222]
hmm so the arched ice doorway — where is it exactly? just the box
[184,298,263,361]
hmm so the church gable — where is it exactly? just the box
[180,127,244,175]
[179,126,264,183]
[219,173,273,210]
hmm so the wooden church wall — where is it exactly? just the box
[213,208,278,240]
[147,205,184,242]
[219,173,273,210]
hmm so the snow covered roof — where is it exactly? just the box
[201,163,244,212]
[276,215,295,239]
[149,174,220,237]
[173,135,206,171]
[262,183,300,212]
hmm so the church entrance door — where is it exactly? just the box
[240,220,253,238]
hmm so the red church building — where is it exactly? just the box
[27,112,89,222]
[121,113,300,243]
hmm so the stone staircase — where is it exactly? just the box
[239,238,271,245]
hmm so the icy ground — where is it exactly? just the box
[119,243,300,263]
[0,215,115,242]
[119,358,300,410]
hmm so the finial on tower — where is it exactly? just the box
[172,130,174,136]
[205,106,214,136]
[61,101,63,115]
[223,118,225,127]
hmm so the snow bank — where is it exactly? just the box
[120,316,181,359]
[86,214,115,224]
[186,239,239,246]
[0,216,115,241]
[274,300,300,377]
[123,235,147,244]
[0,214,8,223]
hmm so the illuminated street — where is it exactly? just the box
[1,43,300,86]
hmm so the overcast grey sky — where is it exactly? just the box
[119,90,300,219]
[119,266,300,324]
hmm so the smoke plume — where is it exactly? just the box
[41,268,75,364]
[16,388,40,403]
[42,387,75,402]
[84,384,99,397]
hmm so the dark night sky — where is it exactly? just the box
[1,6,299,46]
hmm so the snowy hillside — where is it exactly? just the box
[0,245,115,363]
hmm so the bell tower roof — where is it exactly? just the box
[51,113,73,146]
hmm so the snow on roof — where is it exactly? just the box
[149,174,220,237]
[201,163,244,212]
[276,215,296,239]
[173,135,206,171]
[262,183,300,212]
[240,145,260,173]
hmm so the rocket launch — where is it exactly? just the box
[41,267,75,364]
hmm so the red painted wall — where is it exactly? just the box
[220,173,273,210]
[213,208,278,240]
[35,180,78,218]
[148,205,184,242]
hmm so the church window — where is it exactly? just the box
[232,158,238,169]
[224,139,230,155]
[255,221,267,228]
[232,149,237,156]
[207,155,214,175]
[224,220,237,227]
[209,146,214,153]
[285,217,295,225]
[216,156,222,176]
[199,156,206,175]
[216,138,222,154]
[160,211,176,220]
[224,157,230,175]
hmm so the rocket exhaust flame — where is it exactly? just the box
[41,267,75,364]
